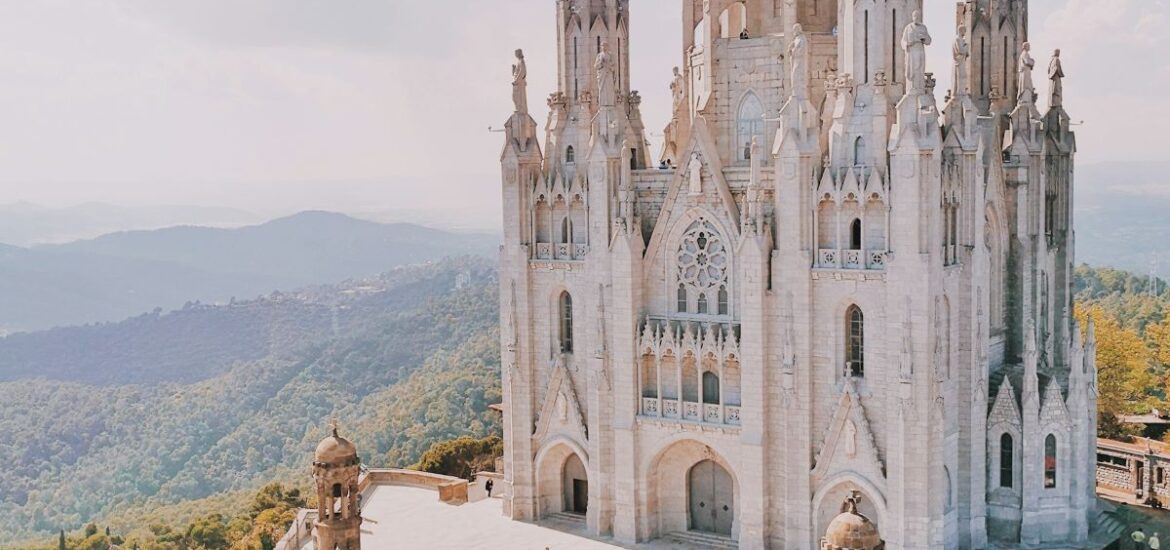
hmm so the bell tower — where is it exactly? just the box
[313,422,362,550]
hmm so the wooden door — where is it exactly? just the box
[689,460,733,535]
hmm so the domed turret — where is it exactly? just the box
[821,495,884,550]
[313,420,362,550]
[315,426,358,466]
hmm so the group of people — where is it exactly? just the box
[1134,528,1163,549]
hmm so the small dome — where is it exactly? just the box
[823,497,882,550]
[315,426,358,464]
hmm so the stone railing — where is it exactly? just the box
[817,249,889,271]
[704,404,721,423]
[817,248,839,268]
[359,469,469,504]
[844,250,863,269]
[642,397,741,427]
[534,242,588,261]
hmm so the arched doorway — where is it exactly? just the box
[563,453,588,514]
[688,459,734,535]
[534,441,589,520]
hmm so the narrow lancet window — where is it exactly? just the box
[1045,434,1057,488]
[1000,433,1014,488]
[559,292,574,353]
[846,305,864,377]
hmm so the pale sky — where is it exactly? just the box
[0,0,1163,228]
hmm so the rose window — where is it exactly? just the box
[676,221,730,315]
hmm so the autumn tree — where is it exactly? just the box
[1077,305,1158,437]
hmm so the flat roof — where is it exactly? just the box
[344,484,698,549]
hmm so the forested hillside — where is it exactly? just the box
[1073,265,1170,440]
[0,258,502,546]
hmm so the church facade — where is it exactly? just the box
[497,1,1098,548]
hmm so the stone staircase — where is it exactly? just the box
[1092,508,1129,545]
[542,511,587,530]
[666,530,738,549]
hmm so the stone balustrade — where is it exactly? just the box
[534,242,589,261]
[641,397,741,427]
[817,248,888,270]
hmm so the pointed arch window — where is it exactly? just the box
[850,219,863,251]
[846,305,864,377]
[854,137,868,166]
[1000,433,1014,488]
[702,371,720,404]
[718,286,729,316]
[697,293,709,314]
[677,284,688,313]
[559,292,574,353]
[736,92,765,162]
[566,146,575,163]
[561,217,572,244]
[1044,434,1057,488]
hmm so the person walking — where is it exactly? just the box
[1135,528,1149,549]
[485,478,494,498]
[1150,532,1161,550]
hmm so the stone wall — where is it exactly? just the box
[1096,438,1170,504]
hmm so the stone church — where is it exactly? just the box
[497,0,1100,548]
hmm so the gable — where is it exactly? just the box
[533,358,588,445]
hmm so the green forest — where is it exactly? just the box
[0,257,503,549]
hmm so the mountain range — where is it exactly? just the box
[0,202,260,247]
[0,211,498,332]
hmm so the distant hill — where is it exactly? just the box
[0,258,502,543]
[0,211,498,332]
[0,202,261,246]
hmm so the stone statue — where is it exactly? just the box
[900,300,914,380]
[670,66,686,114]
[901,10,932,95]
[596,42,616,107]
[952,26,970,96]
[1018,42,1035,102]
[789,24,810,100]
[844,421,858,458]
[1049,49,1064,108]
[511,49,528,114]
[688,152,703,195]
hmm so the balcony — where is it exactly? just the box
[817,248,888,270]
[534,242,589,262]
[641,397,741,427]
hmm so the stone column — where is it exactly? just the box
[610,229,644,543]
[737,232,770,550]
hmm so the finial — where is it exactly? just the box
[329,417,339,438]
[844,490,863,514]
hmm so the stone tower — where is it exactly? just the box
[313,423,362,550]
[500,1,1098,548]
